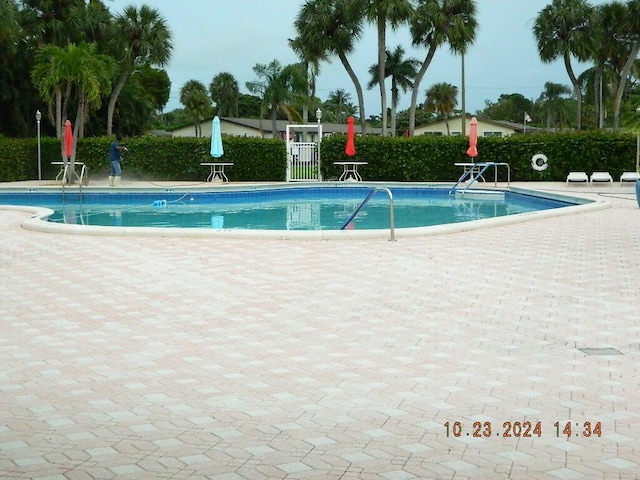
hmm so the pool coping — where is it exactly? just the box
[0,182,610,240]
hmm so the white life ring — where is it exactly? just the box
[531,153,548,171]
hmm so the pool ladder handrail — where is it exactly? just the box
[340,187,395,241]
[61,163,88,195]
[450,162,492,194]
[450,162,511,195]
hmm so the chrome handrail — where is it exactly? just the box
[341,187,395,241]
[61,163,87,197]
[450,162,511,195]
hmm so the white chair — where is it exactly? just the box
[589,171,613,185]
[566,172,588,185]
[620,171,640,185]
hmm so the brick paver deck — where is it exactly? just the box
[1,182,639,479]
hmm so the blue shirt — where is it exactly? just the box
[109,140,122,162]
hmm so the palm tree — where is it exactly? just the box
[19,0,88,46]
[0,0,20,54]
[424,82,458,135]
[537,82,572,130]
[209,72,240,117]
[362,0,414,136]
[32,42,114,182]
[179,80,211,137]
[288,35,327,125]
[0,0,21,132]
[246,60,308,138]
[408,0,477,136]
[32,44,68,139]
[107,5,173,135]
[323,91,358,123]
[293,0,368,134]
[32,42,114,139]
[367,45,419,136]
[587,3,624,128]
[611,0,640,129]
[533,0,592,131]
[19,0,112,137]
[327,89,352,124]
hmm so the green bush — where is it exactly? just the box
[0,132,636,183]
[320,131,638,182]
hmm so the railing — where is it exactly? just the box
[450,162,510,195]
[61,163,88,197]
[341,187,395,241]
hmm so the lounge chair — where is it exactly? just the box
[589,171,613,185]
[620,171,640,185]
[566,172,588,185]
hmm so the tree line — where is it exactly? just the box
[180,0,640,137]
[0,0,172,139]
[1,0,639,141]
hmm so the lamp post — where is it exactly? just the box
[316,108,323,181]
[315,107,322,142]
[35,110,42,181]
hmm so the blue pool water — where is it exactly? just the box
[0,186,578,231]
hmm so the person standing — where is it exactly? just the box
[108,135,127,186]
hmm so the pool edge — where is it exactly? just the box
[4,185,609,240]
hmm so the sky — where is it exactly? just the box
[106,0,609,117]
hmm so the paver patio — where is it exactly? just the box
[0,182,639,479]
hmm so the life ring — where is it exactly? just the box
[531,153,548,171]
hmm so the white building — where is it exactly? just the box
[170,117,381,140]
[415,115,539,137]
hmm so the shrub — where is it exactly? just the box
[0,132,636,183]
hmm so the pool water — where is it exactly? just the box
[0,186,576,231]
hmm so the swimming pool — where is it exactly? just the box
[0,184,600,239]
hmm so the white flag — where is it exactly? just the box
[524,113,532,123]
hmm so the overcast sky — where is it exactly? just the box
[106,0,609,116]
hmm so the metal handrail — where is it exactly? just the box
[61,163,87,196]
[341,187,395,241]
[457,163,494,194]
[450,162,511,195]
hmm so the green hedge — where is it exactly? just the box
[321,131,638,182]
[0,131,637,183]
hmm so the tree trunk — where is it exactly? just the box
[63,100,83,185]
[271,108,278,139]
[390,81,398,136]
[302,104,308,141]
[107,70,131,136]
[61,83,71,140]
[461,52,466,137]
[409,45,437,136]
[55,89,62,139]
[563,52,582,130]
[613,41,640,129]
[337,51,367,135]
[377,17,387,136]
[594,63,603,128]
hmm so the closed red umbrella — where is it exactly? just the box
[466,116,478,158]
[64,120,73,159]
[345,116,356,157]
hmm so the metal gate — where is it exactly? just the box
[286,124,322,182]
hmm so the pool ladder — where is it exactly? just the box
[450,163,492,194]
[61,163,88,196]
[341,187,396,241]
[450,162,511,195]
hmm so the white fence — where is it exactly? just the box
[286,124,322,182]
